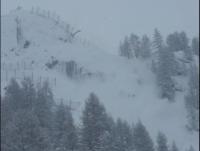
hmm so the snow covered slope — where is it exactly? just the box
[1,8,199,150]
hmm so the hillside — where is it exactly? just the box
[1,8,199,150]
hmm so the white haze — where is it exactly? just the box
[1,0,199,54]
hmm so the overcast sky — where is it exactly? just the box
[1,0,199,53]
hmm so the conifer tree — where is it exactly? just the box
[132,121,154,151]
[20,77,37,110]
[191,37,199,56]
[33,81,55,149]
[4,78,23,112]
[166,31,189,52]
[54,101,78,151]
[185,64,199,131]
[129,33,141,58]
[114,118,133,151]
[153,28,164,50]
[157,132,169,151]
[140,35,151,58]
[156,47,175,101]
[170,141,179,151]
[119,36,133,59]
[2,110,51,151]
[81,93,110,151]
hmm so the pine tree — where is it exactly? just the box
[153,28,164,51]
[166,31,189,52]
[54,101,78,151]
[129,33,141,58]
[140,35,151,58]
[4,78,23,112]
[81,93,110,151]
[100,115,117,151]
[170,141,179,151]
[166,32,180,52]
[35,81,54,129]
[179,31,189,51]
[175,32,192,61]
[20,77,37,111]
[119,36,133,59]
[1,79,55,151]
[156,47,175,101]
[2,109,51,151]
[114,118,133,151]
[33,80,55,149]
[132,121,154,151]
[156,132,169,151]
[191,37,199,56]
[185,64,199,131]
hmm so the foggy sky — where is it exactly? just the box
[1,0,199,53]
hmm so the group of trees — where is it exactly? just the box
[119,29,199,60]
[1,78,196,151]
[151,29,199,132]
[185,65,199,132]
[119,34,151,59]
[152,29,177,102]
[119,29,199,132]
[119,29,199,100]
[1,78,77,151]
[119,29,198,102]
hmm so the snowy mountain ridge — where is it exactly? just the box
[1,8,199,150]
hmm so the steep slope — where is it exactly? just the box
[1,8,198,150]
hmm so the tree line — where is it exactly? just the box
[119,29,199,59]
[1,78,196,151]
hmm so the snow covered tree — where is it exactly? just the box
[156,132,169,151]
[191,37,199,56]
[3,78,23,112]
[185,64,199,131]
[170,141,179,151]
[81,93,110,151]
[166,32,181,52]
[140,35,151,58]
[30,80,55,150]
[1,79,57,151]
[132,121,155,151]
[2,109,52,151]
[153,28,164,50]
[166,31,189,52]
[20,77,37,110]
[35,81,54,129]
[53,101,78,151]
[99,115,118,151]
[113,118,134,151]
[119,36,133,59]
[179,31,189,51]
[156,47,176,101]
[129,33,141,58]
